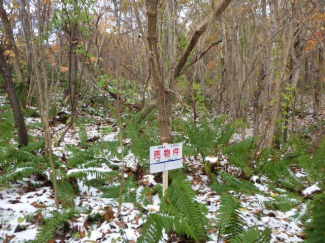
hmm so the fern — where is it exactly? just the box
[222,137,255,177]
[296,140,325,187]
[0,118,15,145]
[0,141,47,185]
[101,175,137,203]
[216,194,242,234]
[162,171,208,241]
[216,194,270,242]
[34,209,76,243]
[139,171,208,242]
[304,193,325,243]
[232,227,271,243]
[57,180,75,207]
[210,171,257,195]
[138,213,196,243]
[136,186,153,206]
[258,151,303,191]
[172,115,236,160]
[77,122,88,147]
[125,110,159,167]
[265,194,300,212]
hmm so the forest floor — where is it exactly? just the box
[0,96,323,243]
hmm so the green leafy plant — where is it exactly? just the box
[222,137,255,177]
[210,171,257,195]
[216,194,270,242]
[34,208,77,243]
[304,193,325,243]
[139,171,208,242]
[0,141,47,185]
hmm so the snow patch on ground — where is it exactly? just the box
[302,183,321,195]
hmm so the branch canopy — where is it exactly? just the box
[173,0,232,83]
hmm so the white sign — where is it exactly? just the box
[150,143,183,174]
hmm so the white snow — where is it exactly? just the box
[302,183,321,195]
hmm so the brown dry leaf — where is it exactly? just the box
[146,191,153,204]
[252,209,263,214]
[35,210,43,224]
[60,66,69,73]
[134,214,140,225]
[32,202,46,208]
[207,60,216,70]
[83,220,90,229]
[90,56,97,63]
[103,207,115,222]
[8,200,20,204]
[4,234,15,243]
[4,50,15,58]
[70,217,80,223]
[136,227,142,235]
[79,228,86,238]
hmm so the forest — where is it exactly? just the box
[0,0,325,242]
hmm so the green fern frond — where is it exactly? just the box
[222,138,255,177]
[138,213,196,243]
[139,171,208,242]
[136,186,153,206]
[35,209,76,243]
[265,194,300,212]
[162,178,208,241]
[0,166,44,185]
[217,194,242,233]
[232,227,271,243]
[210,171,257,195]
[101,175,137,203]
[305,193,325,243]
[57,180,75,207]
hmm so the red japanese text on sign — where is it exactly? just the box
[154,150,161,160]
[173,148,179,156]
[164,149,170,158]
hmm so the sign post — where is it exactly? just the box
[150,143,183,196]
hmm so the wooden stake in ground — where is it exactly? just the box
[163,170,168,196]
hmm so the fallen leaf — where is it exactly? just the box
[4,234,15,243]
[239,207,248,212]
[103,207,115,222]
[35,210,43,224]
[134,214,140,225]
[80,228,86,238]
[32,202,46,208]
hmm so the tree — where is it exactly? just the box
[0,44,28,146]
[146,0,233,144]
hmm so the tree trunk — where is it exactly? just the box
[0,45,28,146]
[0,0,24,85]
[146,0,232,144]
[0,0,26,107]
[146,0,172,144]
